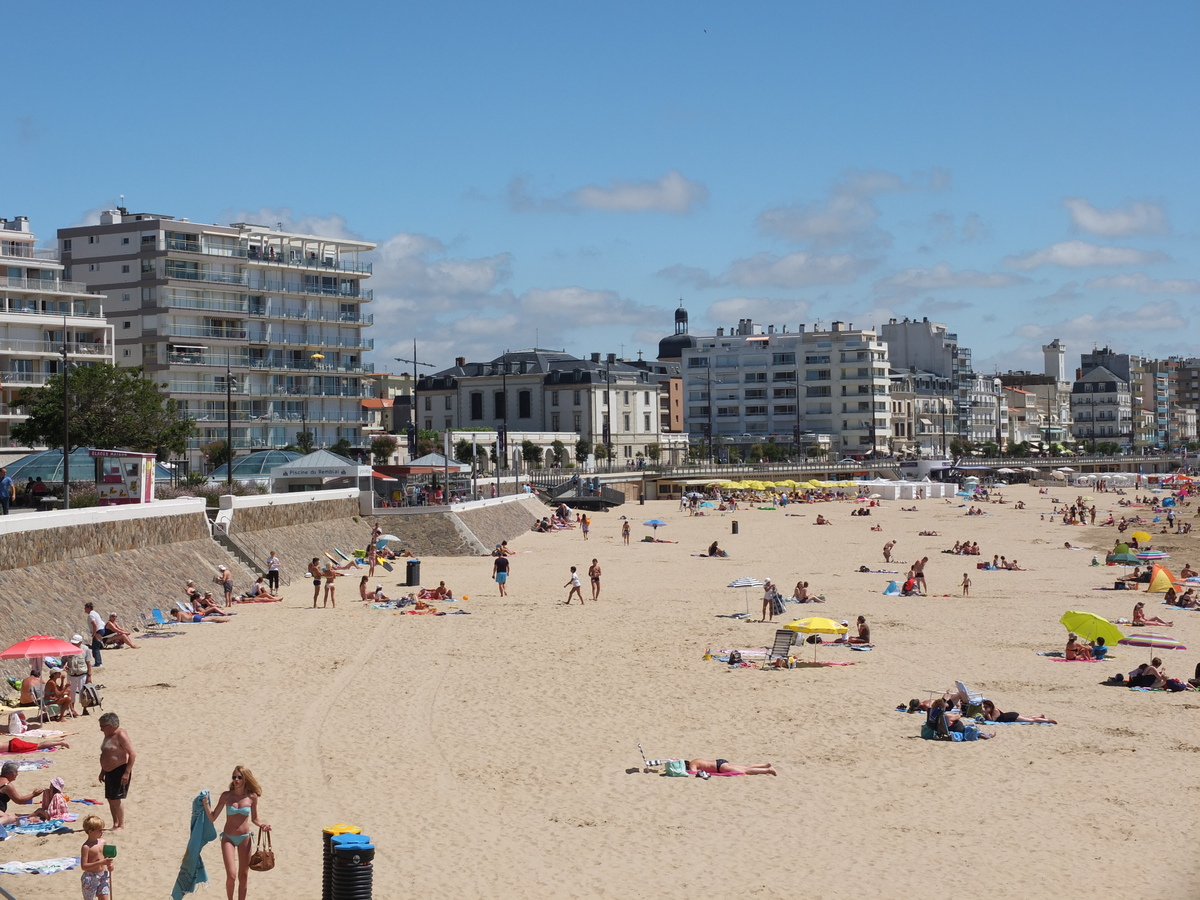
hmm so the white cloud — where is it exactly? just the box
[874,263,1027,297]
[1003,240,1167,270]
[758,168,949,249]
[655,264,716,289]
[706,296,811,325]
[519,287,662,328]
[1036,282,1083,303]
[1085,272,1200,294]
[1006,299,1188,344]
[225,207,363,241]
[69,205,108,227]
[508,170,708,215]
[370,232,513,311]
[1063,197,1168,237]
[724,251,877,288]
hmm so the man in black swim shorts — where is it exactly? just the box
[98,712,136,830]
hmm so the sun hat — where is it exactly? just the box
[218,565,227,571]
[70,635,83,645]
[50,777,64,792]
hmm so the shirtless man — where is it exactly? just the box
[912,557,929,595]
[883,540,895,563]
[588,558,601,600]
[98,712,135,831]
[1180,562,1198,579]
[686,758,776,776]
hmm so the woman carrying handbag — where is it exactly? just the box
[202,766,271,900]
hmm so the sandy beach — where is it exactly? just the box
[3,482,1198,899]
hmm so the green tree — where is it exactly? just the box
[416,429,438,457]
[646,443,660,462]
[202,440,232,469]
[13,364,194,456]
[806,445,828,459]
[370,435,398,464]
[575,438,591,464]
[949,437,971,457]
[550,439,566,466]
[521,439,544,468]
[330,438,354,459]
[593,443,610,461]
[454,438,474,464]
[295,431,315,454]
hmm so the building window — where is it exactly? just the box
[623,391,630,405]
[62,239,72,251]
[644,391,650,404]
[424,419,432,429]
[518,390,531,418]
[121,264,130,273]
[470,392,483,421]
[123,349,130,357]
[687,357,709,367]
[122,237,130,245]
[122,321,131,329]
[122,293,130,302]
[644,413,651,432]
[88,235,96,244]
[88,263,97,271]
[142,235,155,244]
[624,445,632,458]
[623,414,631,431]
[573,390,581,405]
[551,390,559,406]
[772,352,796,365]
[745,372,766,383]
[494,392,506,420]
[551,413,560,431]
[445,418,452,430]
[424,396,432,411]
[574,414,581,431]
[444,395,451,410]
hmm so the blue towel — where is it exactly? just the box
[171,791,217,900]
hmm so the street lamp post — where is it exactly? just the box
[225,349,235,487]
[61,314,70,510]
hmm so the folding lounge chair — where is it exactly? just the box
[954,681,985,707]
[33,685,65,724]
[764,629,796,667]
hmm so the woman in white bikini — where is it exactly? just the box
[203,766,270,900]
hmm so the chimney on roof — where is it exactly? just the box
[606,352,616,364]
[591,352,601,363]
[716,327,724,337]
[831,321,844,332]
[455,357,466,367]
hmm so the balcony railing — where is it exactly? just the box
[165,352,373,375]
[0,338,111,356]
[0,370,50,385]
[163,268,248,286]
[268,308,373,325]
[256,280,372,301]
[268,385,375,398]
[246,332,374,351]
[159,294,249,315]
[163,325,249,341]
[0,244,59,261]
[166,380,249,394]
[246,250,371,274]
[166,238,248,258]
[3,275,92,295]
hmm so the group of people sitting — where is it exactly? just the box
[0,766,71,827]
[909,686,1058,742]
[946,541,981,555]
[848,507,872,517]
[984,555,1025,571]
[177,582,239,622]
[1110,659,1196,692]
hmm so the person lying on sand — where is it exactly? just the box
[980,700,1056,724]
[686,758,776,776]
[1132,602,1172,627]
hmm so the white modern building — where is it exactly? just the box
[1,216,113,448]
[1071,366,1133,450]
[880,317,975,439]
[680,319,890,456]
[58,210,374,470]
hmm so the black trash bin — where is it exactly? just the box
[406,558,421,587]
[331,834,374,900]
[732,520,739,535]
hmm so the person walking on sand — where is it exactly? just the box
[202,765,271,900]
[307,558,323,607]
[266,551,281,593]
[321,561,339,608]
[959,573,971,597]
[883,540,895,563]
[622,520,631,545]
[589,558,602,600]
[580,513,590,540]
[98,712,135,831]
[492,553,510,596]
[564,566,584,604]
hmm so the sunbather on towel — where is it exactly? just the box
[1064,633,1092,660]
[980,700,1056,724]
[686,758,776,776]
[1133,602,1172,627]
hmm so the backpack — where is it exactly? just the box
[663,759,688,777]
[65,653,88,677]
[79,683,102,714]
[727,650,743,665]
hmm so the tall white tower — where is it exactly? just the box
[1043,338,1067,383]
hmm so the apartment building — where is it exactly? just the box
[415,349,689,465]
[889,368,955,457]
[1071,366,1133,450]
[58,210,374,468]
[879,317,975,439]
[1,216,113,448]
[967,373,1006,447]
[680,319,890,456]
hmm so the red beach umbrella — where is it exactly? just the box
[0,636,83,660]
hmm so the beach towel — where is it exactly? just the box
[1047,657,1103,663]
[172,791,217,900]
[7,819,70,836]
[0,857,79,875]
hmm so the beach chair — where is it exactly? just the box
[33,685,65,724]
[764,630,796,667]
[955,681,985,707]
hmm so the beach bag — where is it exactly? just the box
[727,650,742,665]
[663,759,688,777]
[7,712,27,735]
[249,828,275,871]
[80,683,102,714]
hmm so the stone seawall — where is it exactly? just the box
[232,497,361,533]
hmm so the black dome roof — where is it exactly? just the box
[657,332,697,361]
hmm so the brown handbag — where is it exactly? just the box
[248,828,275,872]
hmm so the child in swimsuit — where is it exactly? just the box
[80,814,113,900]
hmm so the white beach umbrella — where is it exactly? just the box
[729,577,766,616]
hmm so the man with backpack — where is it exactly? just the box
[65,635,93,717]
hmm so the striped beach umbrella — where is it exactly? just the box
[1117,632,1187,651]
[729,577,766,615]
[1136,551,1170,561]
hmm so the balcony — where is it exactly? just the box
[267,385,375,398]
[245,332,373,351]
[166,352,374,375]
[245,249,371,274]
[166,238,248,259]
[0,370,51,386]
[252,307,374,325]
[0,244,59,262]
[256,280,372,301]
[0,338,111,356]
[166,380,249,395]
[163,325,248,341]
[3,275,92,295]
[159,294,249,315]
[162,268,248,286]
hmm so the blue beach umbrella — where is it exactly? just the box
[643,519,668,532]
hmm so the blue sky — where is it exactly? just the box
[7,2,1198,375]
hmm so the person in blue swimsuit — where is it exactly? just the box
[203,766,270,899]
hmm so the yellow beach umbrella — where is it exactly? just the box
[1131,531,1152,543]
[783,617,850,661]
